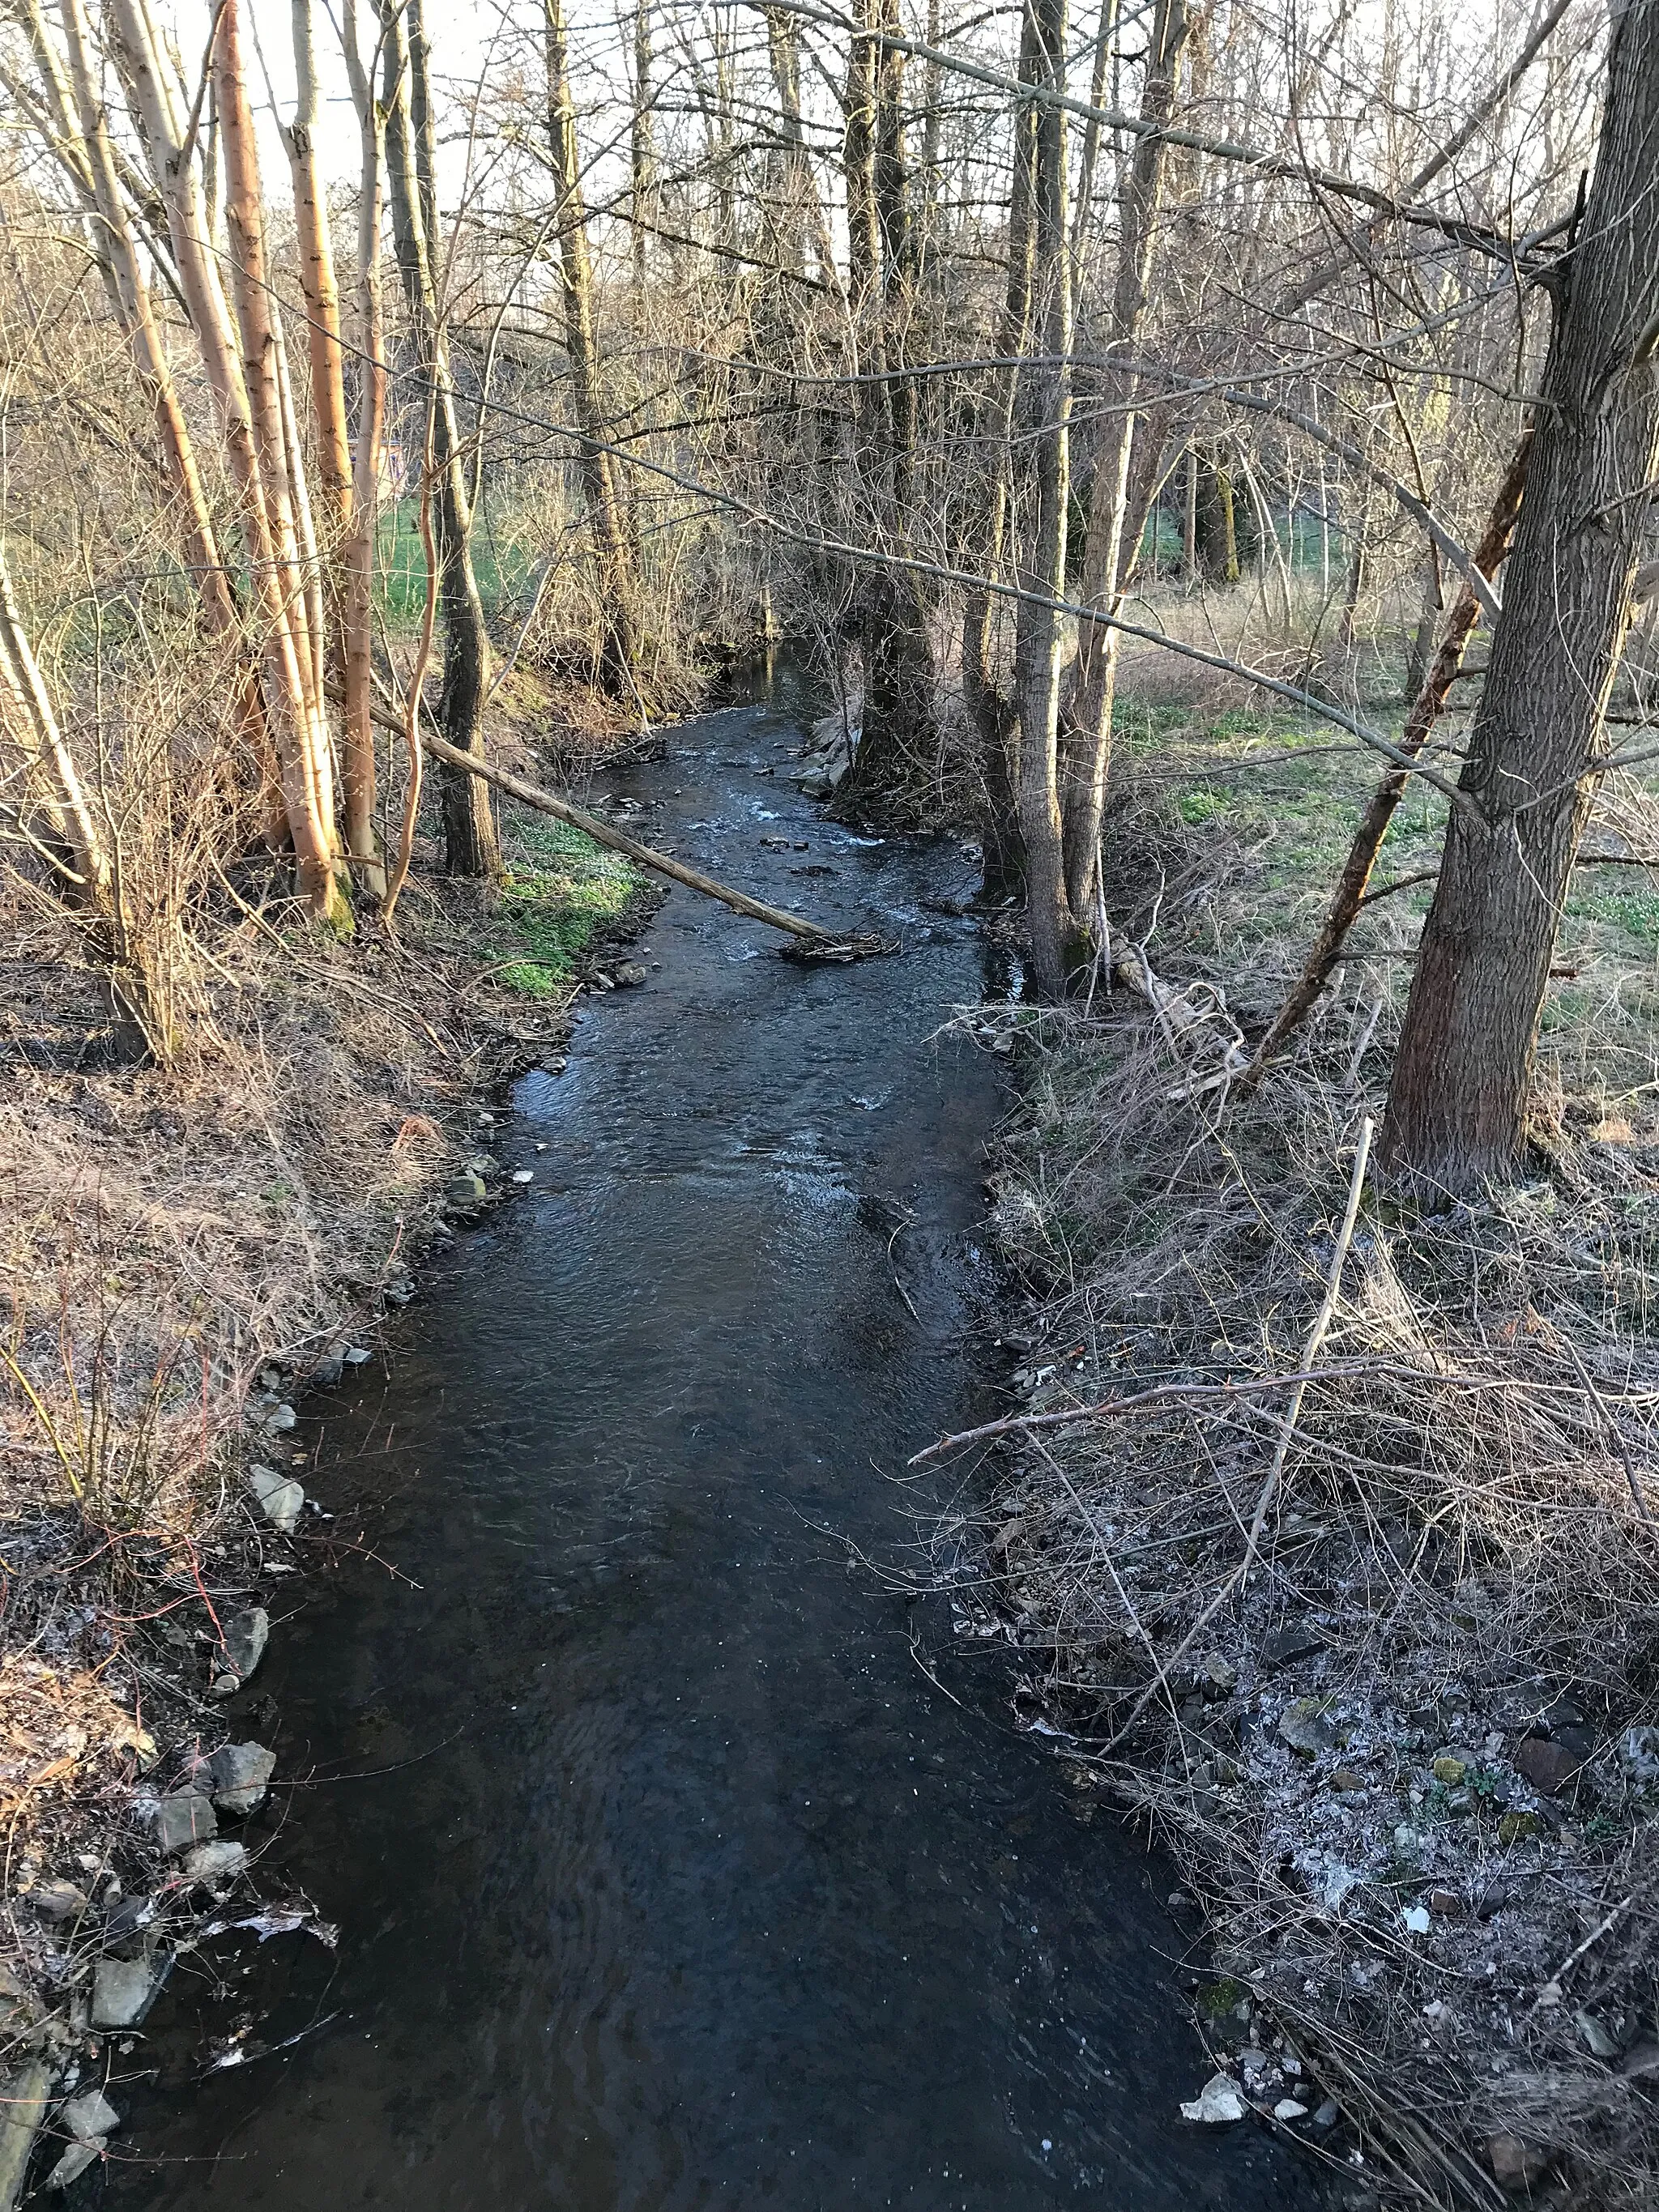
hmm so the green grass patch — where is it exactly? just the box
[374,500,539,627]
[1566,884,1659,946]
[488,816,642,995]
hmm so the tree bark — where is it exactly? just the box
[1243,428,1533,1085]
[382,0,501,878]
[284,0,352,542]
[1383,2,1659,1188]
[1057,0,1188,922]
[962,0,1040,891]
[1009,0,1078,991]
[340,0,387,891]
[544,0,647,703]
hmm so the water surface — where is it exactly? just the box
[113,672,1321,2210]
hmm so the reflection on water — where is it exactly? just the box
[112,667,1322,2210]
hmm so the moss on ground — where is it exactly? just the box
[487,816,646,995]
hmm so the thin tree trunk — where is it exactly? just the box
[1057,0,1189,923]
[631,0,654,293]
[1010,0,1077,991]
[53,0,239,647]
[1383,0,1659,1187]
[284,0,352,541]
[382,0,501,878]
[1243,428,1533,1085]
[544,0,647,702]
[110,0,341,917]
[962,0,1040,889]
[0,539,168,1053]
[340,0,387,893]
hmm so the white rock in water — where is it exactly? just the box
[247,1465,304,1535]
[1401,1904,1432,1936]
[47,2140,102,2190]
[208,1741,275,1816]
[1180,2075,1246,2124]
[91,1958,156,2028]
[1274,2099,1309,2121]
[61,2089,118,2142]
[182,1839,248,1885]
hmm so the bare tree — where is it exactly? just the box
[1383,1,1659,1187]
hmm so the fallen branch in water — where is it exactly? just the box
[420,725,833,941]
[359,687,834,942]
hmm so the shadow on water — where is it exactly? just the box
[109,664,1327,2210]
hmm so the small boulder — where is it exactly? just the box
[91,1958,156,2029]
[26,1878,87,1923]
[446,1172,488,1217]
[211,1609,268,1694]
[612,963,649,989]
[1426,1888,1465,1919]
[46,2141,101,2191]
[1278,1699,1338,1756]
[1516,1737,1584,1796]
[247,1464,304,1536]
[1497,1811,1541,1846]
[181,1839,247,1886]
[1180,2074,1246,2124]
[208,1741,275,1816]
[60,2089,118,2143]
[151,1793,215,1854]
[1618,1725,1659,1785]
[1273,2099,1309,2121]
[1431,1752,1469,1786]
[1575,2010,1621,2060]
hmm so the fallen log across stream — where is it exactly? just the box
[402,713,834,941]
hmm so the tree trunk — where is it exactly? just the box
[340,0,387,893]
[0,539,168,1054]
[1009,0,1078,991]
[962,0,1040,891]
[382,0,500,879]
[1057,0,1188,922]
[631,0,653,293]
[1194,445,1239,581]
[1243,428,1533,1085]
[544,0,648,705]
[832,0,936,820]
[284,0,352,542]
[1382,5,1659,1189]
[109,0,343,913]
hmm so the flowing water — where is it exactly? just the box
[112,670,1323,2210]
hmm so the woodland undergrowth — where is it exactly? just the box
[948,708,1659,2210]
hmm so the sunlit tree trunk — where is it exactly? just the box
[1010,0,1078,990]
[544,0,648,702]
[1058,0,1188,923]
[1383,3,1659,1187]
[284,0,353,543]
[109,0,342,918]
[339,0,387,893]
[382,0,501,878]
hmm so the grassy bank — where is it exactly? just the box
[961,697,1659,2207]
[0,791,652,2169]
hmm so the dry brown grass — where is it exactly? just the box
[945,725,1659,2209]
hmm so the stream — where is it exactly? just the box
[110,667,1324,2210]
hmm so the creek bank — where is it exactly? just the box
[937,824,1659,2207]
[0,771,666,2200]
